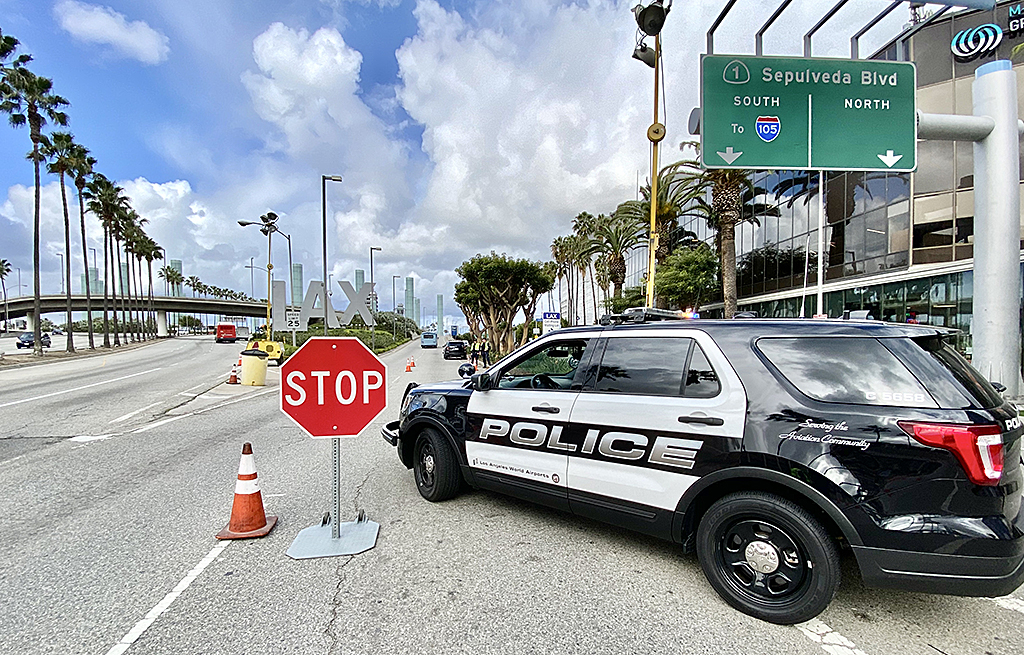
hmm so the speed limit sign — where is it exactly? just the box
[286,309,301,330]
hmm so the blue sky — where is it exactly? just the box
[0,0,916,325]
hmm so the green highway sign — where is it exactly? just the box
[700,55,917,172]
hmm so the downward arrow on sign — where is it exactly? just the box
[877,150,903,168]
[717,146,743,165]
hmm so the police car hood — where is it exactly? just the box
[413,379,469,393]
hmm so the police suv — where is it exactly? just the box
[381,309,1024,624]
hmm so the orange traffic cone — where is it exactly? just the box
[228,364,238,384]
[405,359,412,372]
[216,443,277,540]
[410,356,416,368]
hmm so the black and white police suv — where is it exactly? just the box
[381,310,1024,624]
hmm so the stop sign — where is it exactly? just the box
[280,337,388,438]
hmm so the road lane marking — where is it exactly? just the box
[109,402,161,424]
[104,542,229,655]
[993,595,1024,614]
[0,368,161,409]
[796,618,869,655]
[133,415,189,434]
[70,434,115,443]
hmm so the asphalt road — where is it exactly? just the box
[3,336,1024,655]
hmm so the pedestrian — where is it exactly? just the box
[481,343,491,367]
[470,345,479,368]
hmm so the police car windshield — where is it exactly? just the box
[499,339,589,389]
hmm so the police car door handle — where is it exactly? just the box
[678,415,724,426]
[532,405,560,414]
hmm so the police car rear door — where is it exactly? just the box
[465,335,598,512]
[565,330,747,537]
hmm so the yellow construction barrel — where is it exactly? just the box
[246,339,284,365]
[239,348,269,386]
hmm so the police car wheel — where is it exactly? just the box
[696,491,840,625]
[413,428,462,502]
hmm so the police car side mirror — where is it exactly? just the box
[471,372,491,390]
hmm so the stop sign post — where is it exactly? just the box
[280,337,387,559]
[280,337,388,438]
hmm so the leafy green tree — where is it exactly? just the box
[39,131,77,352]
[655,244,719,310]
[455,252,554,355]
[606,285,646,314]
[1,66,69,355]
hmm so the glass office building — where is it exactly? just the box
[624,1,1024,357]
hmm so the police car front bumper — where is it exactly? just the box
[381,421,400,446]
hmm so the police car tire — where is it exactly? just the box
[413,428,462,502]
[696,491,840,625]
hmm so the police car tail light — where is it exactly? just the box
[899,422,1004,486]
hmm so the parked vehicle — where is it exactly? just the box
[16,332,50,349]
[443,340,467,359]
[382,310,1024,624]
[215,323,239,343]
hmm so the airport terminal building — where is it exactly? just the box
[625,1,1024,357]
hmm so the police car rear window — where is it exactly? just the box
[757,337,938,408]
[592,337,720,398]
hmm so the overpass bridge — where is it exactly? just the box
[1,295,276,337]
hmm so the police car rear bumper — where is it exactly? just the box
[381,421,400,446]
[854,545,1024,597]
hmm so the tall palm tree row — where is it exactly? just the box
[39,131,77,352]
[69,141,97,348]
[0,58,69,355]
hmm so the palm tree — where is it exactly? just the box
[85,174,129,347]
[69,142,96,348]
[0,258,10,332]
[550,236,571,322]
[572,212,601,321]
[676,143,776,318]
[39,131,77,352]
[142,239,162,338]
[0,67,69,355]
[594,211,646,299]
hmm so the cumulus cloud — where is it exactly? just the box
[54,0,170,65]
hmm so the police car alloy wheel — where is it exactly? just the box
[696,491,840,625]
[413,428,462,502]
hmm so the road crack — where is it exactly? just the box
[325,556,355,654]
[352,471,372,515]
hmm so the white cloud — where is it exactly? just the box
[54,0,170,65]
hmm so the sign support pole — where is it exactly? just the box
[816,171,824,316]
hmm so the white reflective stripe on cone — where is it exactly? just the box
[237,454,257,476]
[234,477,261,495]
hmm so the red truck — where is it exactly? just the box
[215,323,238,343]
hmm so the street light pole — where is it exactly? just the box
[322,175,343,335]
[631,1,670,309]
[644,33,662,309]
[369,246,381,350]
[249,257,255,299]
[393,274,401,340]
[57,252,64,294]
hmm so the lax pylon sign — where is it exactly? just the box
[280,337,388,438]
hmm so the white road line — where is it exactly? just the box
[796,618,869,655]
[70,434,115,443]
[0,368,161,409]
[993,595,1024,614]
[133,415,189,434]
[109,402,161,424]
[104,542,229,655]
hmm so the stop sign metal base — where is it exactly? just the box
[286,513,380,560]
